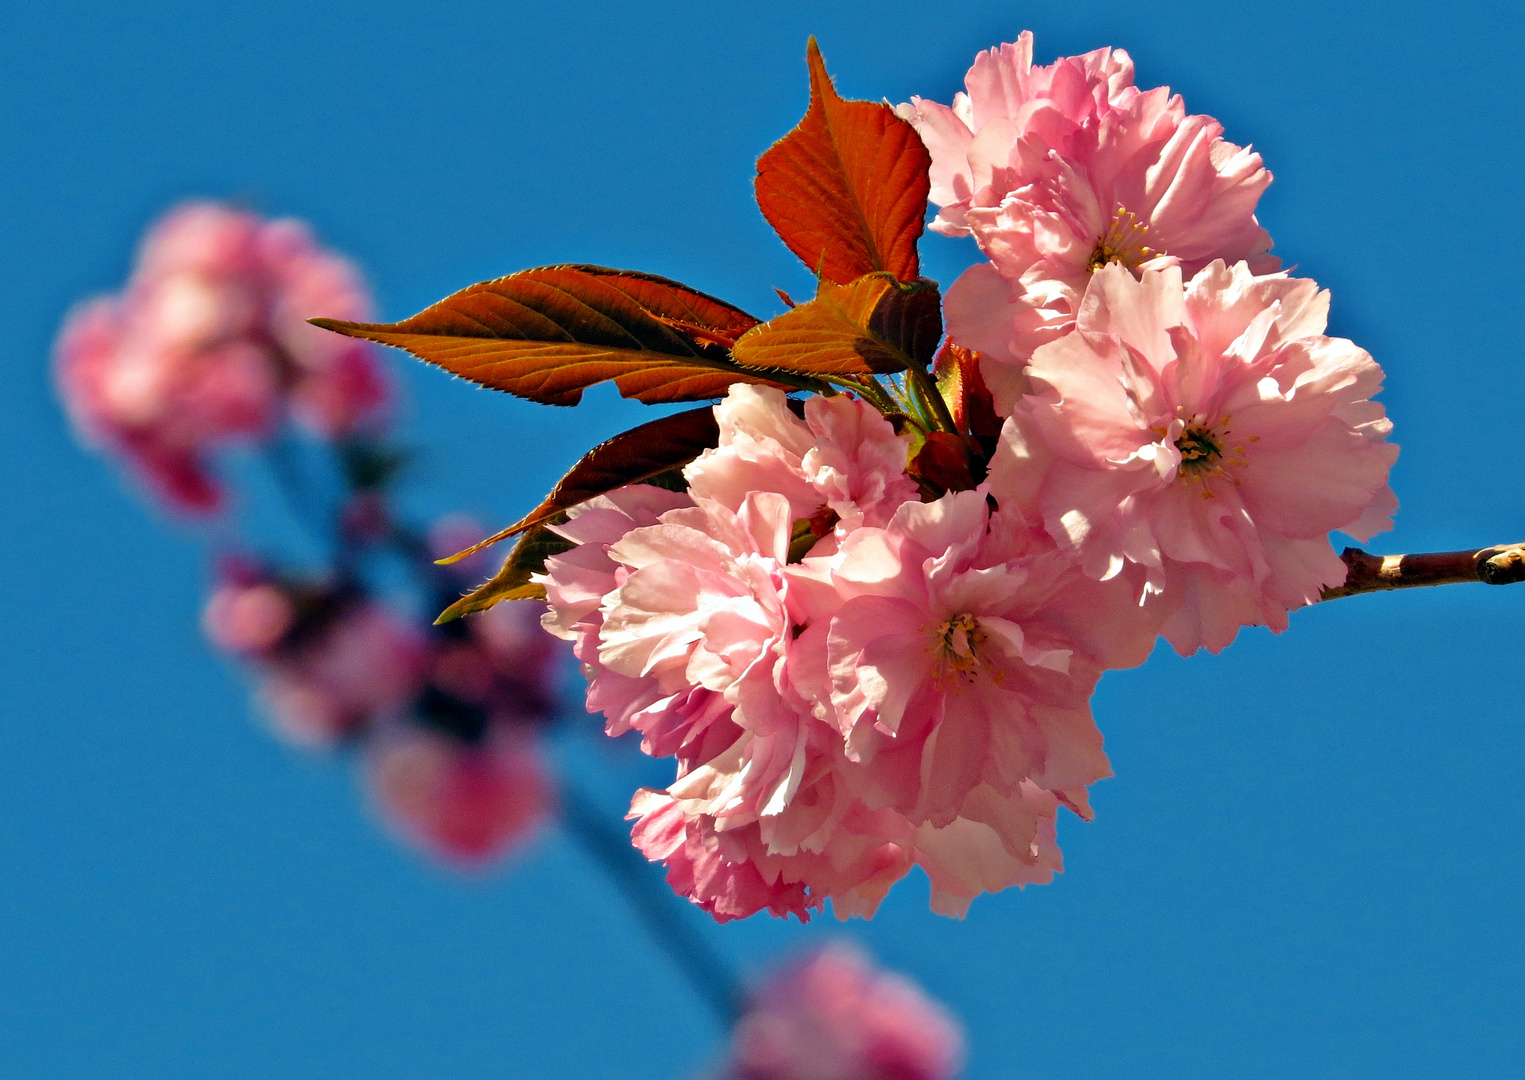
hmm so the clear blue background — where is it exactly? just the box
[3,1,1522,1076]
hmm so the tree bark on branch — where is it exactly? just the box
[1320,543,1525,601]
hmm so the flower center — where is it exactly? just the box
[934,613,986,682]
[1088,206,1153,272]
[1174,425,1223,474]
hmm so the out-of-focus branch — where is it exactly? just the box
[1319,543,1525,601]
[557,780,744,1030]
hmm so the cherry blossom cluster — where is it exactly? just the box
[55,202,389,513]
[539,32,1398,919]
[718,942,963,1080]
[55,202,566,867]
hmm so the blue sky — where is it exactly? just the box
[3,2,1523,1076]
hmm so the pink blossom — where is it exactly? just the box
[685,385,918,546]
[367,725,551,867]
[54,201,389,513]
[989,260,1398,654]
[538,381,1147,917]
[804,490,1135,830]
[542,481,925,920]
[205,572,428,747]
[898,32,1275,411]
[721,942,964,1080]
[631,776,1070,920]
[595,490,817,825]
[202,579,297,657]
[627,781,921,923]
[537,483,697,740]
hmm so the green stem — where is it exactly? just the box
[908,365,958,434]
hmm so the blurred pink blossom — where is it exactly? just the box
[898,31,1275,412]
[989,260,1398,654]
[54,201,389,513]
[721,942,964,1080]
[367,725,552,866]
[203,565,427,746]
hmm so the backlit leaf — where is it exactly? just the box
[436,520,575,623]
[731,273,941,376]
[313,265,796,407]
[439,407,719,565]
[755,38,932,285]
[934,342,1002,443]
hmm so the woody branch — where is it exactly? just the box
[1319,543,1525,601]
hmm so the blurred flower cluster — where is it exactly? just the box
[56,202,388,512]
[55,201,563,868]
[719,943,964,1080]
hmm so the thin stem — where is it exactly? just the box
[262,437,331,556]
[1319,543,1525,601]
[557,780,745,1029]
[826,374,910,424]
[908,364,958,434]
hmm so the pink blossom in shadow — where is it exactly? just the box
[897,31,1275,412]
[989,260,1398,654]
[54,201,389,514]
[721,942,964,1080]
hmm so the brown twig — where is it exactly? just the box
[1319,543,1525,601]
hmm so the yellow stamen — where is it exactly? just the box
[1088,206,1153,272]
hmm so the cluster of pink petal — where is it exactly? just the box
[990,261,1398,654]
[897,31,1276,412]
[553,36,1395,915]
[720,942,964,1080]
[203,544,564,867]
[54,201,389,513]
[541,388,1157,918]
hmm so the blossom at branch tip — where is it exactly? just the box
[54,201,389,513]
[897,31,1275,412]
[988,260,1398,654]
[540,387,1152,919]
[719,942,964,1080]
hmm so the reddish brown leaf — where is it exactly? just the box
[731,273,939,377]
[439,407,720,565]
[755,38,932,285]
[564,266,762,347]
[312,265,789,407]
[436,521,575,623]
